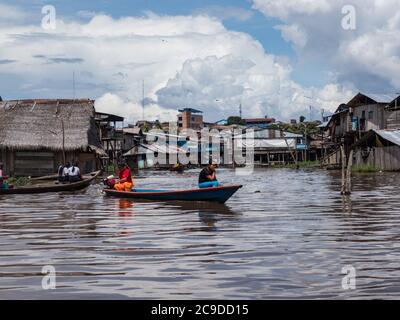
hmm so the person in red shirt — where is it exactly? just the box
[114,161,134,192]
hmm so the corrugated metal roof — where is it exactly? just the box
[124,143,188,156]
[235,129,303,139]
[178,108,203,113]
[122,127,142,135]
[318,121,329,128]
[366,93,398,103]
[284,132,303,138]
[374,129,400,146]
[239,138,296,149]
[386,96,400,109]
[244,118,275,123]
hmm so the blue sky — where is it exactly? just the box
[41,0,295,57]
[9,0,323,86]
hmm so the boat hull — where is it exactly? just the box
[103,185,242,204]
[0,171,101,195]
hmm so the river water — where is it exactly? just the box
[1,168,400,299]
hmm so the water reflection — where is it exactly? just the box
[341,195,353,214]
[117,199,134,217]
[1,168,400,299]
[165,201,239,230]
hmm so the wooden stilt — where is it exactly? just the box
[282,130,298,168]
[340,146,346,195]
[345,150,354,195]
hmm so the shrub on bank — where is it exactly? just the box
[352,164,379,173]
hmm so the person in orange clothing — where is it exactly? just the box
[114,161,134,192]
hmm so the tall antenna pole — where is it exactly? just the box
[239,103,242,119]
[73,71,76,99]
[142,80,145,121]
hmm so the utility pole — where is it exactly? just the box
[280,124,298,167]
[304,123,307,162]
[72,71,76,99]
[142,80,145,121]
[239,103,242,119]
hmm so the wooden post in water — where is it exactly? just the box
[340,146,354,195]
[61,119,66,165]
[232,130,235,169]
[340,145,346,195]
[345,149,354,195]
[281,129,298,169]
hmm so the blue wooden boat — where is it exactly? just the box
[103,184,242,204]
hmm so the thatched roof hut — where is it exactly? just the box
[0,99,104,155]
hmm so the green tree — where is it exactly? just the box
[142,123,150,132]
[227,116,245,125]
[154,120,162,129]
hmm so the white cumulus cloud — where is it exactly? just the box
[252,0,400,92]
[0,8,353,122]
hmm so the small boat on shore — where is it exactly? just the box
[103,184,242,204]
[170,163,185,172]
[0,171,101,195]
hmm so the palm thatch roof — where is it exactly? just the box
[0,99,105,155]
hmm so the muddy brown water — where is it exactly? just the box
[1,168,400,299]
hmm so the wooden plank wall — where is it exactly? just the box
[322,149,342,166]
[386,109,400,129]
[353,104,385,131]
[2,149,99,177]
[78,153,96,174]
[14,151,55,176]
[355,146,400,171]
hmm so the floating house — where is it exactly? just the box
[235,129,304,165]
[325,93,397,145]
[95,111,124,165]
[354,129,400,171]
[124,142,188,169]
[0,99,105,177]
[322,93,400,170]
[385,96,400,129]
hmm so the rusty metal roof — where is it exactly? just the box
[374,129,400,146]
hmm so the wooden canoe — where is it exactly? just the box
[169,164,185,172]
[0,171,101,195]
[103,184,242,204]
